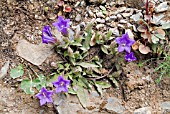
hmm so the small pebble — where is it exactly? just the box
[119,20,127,24]
[96,12,105,18]
[75,14,81,22]
[96,24,105,29]
[117,14,122,19]
[96,18,105,23]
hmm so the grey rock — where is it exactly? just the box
[89,0,106,4]
[88,10,95,17]
[160,101,170,111]
[99,5,106,11]
[117,0,124,5]
[155,2,168,13]
[130,12,142,22]
[117,24,124,28]
[96,18,105,23]
[96,24,105,29]
[110,15,117,20]
[0,60,10,79]
[122,12,132,17]
[125,29,134,39]
[16,40,53,66]
[75,14,81,22]
[134,107,152,114]
[109,28,120,36]
[104,97,125,113]
[96,12,105,18]
[117,7,126,13]
[110,1,115,6]
[117,14,122,19]
[105,17,110,21]
[127,23,133,27]
[119,19,127,24]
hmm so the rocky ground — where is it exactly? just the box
[0,0,170,114]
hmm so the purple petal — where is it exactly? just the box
[125,52,136,62]
[35,93,43,99]
[61,28,68,35]
[40,99,47,106]
[46,97,53,103]
[115,37,122,44]
[124,46,131,53]
[129,39,135,46]
[123,33,129,39]
[63,80,70,86]
[43,25,52,37]
[55,86,66,93]
[58,16,64,22]
[118,45,125,52]
[52,22,58,28]
[42,33,56,44]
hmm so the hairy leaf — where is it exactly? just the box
[10,65,24,79]
[21,79,34,94]
[77,62,99,68]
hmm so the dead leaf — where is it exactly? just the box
[141,31,152,43]
[137,25,147,32]
[155,28,165,36]
[132,41,140,50]
[90,33,96,46]
[139,44,151,54]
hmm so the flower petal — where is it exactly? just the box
[40,98,47,106]
[46,97,53,103]
[115,37,122,44]
[124,46,131,53]
[55,86,65,93]
[118,45,125,52]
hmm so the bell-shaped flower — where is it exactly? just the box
[125,52,137,62]
[52,16,70,35]
[42,25,56,44]
[35,87,54,106]
[52,75,70,93]
[115,33,135,53]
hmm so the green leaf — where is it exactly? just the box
[68,88,77,95]
[21,79,34,94]
[77,85,87,108]
[83,23,93,50]
[38,74,46,87]
[57,63,64,70]
[96,81,111,89]
[10,65,24,79]
[107,30,112,39]
[154,34,165,40]
[94,82,103,95]
[47,74,59,87]
[77,62,99,68]
[83,32,92,50]
[109,76,119,87]
[161,22,170,29]
[152,44,157,53]
[79,77,92,89]
[70,42,82,46]
[101,45,109,54]
[151,35,159,44]
[32,79,41,90]
[95,81,111,95]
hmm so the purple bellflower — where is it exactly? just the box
[125,52,137,62]
[52,75,70,93]
[35,87,54,106]
[42,25,56,44]
[115,33,135,53]
[53,16,70,35]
